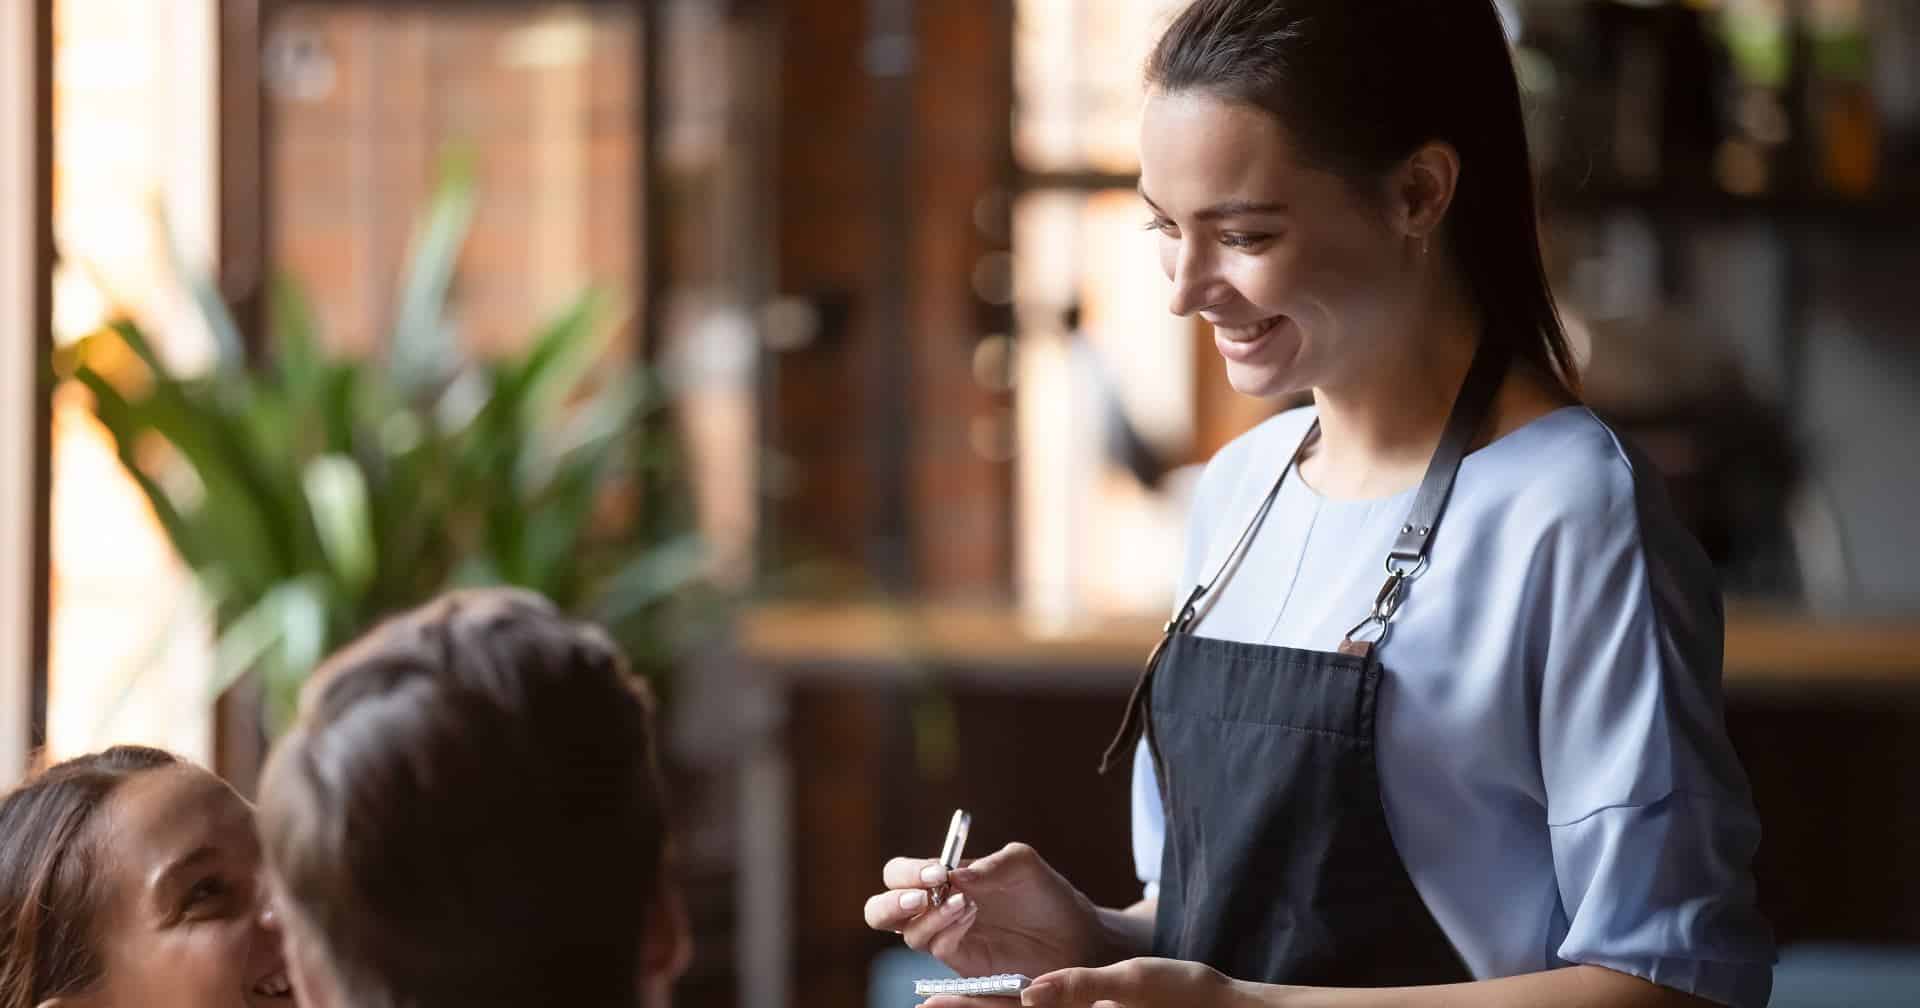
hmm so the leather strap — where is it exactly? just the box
[1387,338,1509,569]
[1100,339,1509,772]
[1098,424,1316,776]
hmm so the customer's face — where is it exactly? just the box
[58,765,295,1008]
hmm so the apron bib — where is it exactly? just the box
[1101,340,1510,986]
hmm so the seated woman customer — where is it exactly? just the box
[256,587,690,1008]
[0,746,296,1008]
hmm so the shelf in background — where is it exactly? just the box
[1008,169,1920,234]
[738,601,1920,689]
[1543,181,1920,234]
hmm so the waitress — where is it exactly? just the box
[864,1,1776,1006]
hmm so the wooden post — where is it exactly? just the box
[213,0,271,795]
[0,0,53,784]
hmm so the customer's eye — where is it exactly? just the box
[183,876,229,912]
[1219,232,1273,250]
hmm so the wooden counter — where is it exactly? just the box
[739,601,1920,688]
[731,601,1920,1007]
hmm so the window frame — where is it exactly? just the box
[0,0,53,785]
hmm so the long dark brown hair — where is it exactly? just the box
[1149,0,1581,397]
[0,746,181,1008]
[259,588,669,1008]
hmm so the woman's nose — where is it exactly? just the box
[1167,251,1224,317]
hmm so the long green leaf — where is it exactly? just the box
[209,577,329,705]
[303,455,375,593]
[518,444,614,600]
[589,534,707,629]
[511,288,607,422]
[390,150,478,395]
[104,322,303,582]
[154,199,246,371]
[269,272,326,414]
[519,369,651,492]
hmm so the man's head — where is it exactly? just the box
[258,588,689,1008]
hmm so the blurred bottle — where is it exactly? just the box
[1536,1,1727,191]
[1804,0,1879,196]
[1714,0,1795,196]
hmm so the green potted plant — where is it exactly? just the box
[60,154,707,732]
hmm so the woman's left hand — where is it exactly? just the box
[917,956,1291,1008]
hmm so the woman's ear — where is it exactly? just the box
[640,881,694,989]
[1392,140,1461,241]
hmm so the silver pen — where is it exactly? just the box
[930,809,971,907]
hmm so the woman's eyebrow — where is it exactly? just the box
[1138,187,1289,221]
[151,845,218,895]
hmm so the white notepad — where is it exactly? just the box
[912,973,1032,998]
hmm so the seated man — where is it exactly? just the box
[257,588,690,1008]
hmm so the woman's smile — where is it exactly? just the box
[1211,314,1284,362]
[251,965,295,1001]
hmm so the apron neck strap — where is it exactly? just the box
[1386,336,1510,574]
[1339,338,1509,653]
[1174,422,1315,632]
[1098,338,1510,774]
[1186,337,1510,632]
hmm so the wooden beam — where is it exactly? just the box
[214,0,270,794]
[220,0,269,356]
[862,0,917,591]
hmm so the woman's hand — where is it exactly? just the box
[916,957,1281,1008]
[863,842,1108,980]
[1021,957,1272,1007]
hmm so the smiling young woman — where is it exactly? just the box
[867,3,1775,1007]
[0,747,294,1008]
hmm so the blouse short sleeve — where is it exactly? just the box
[1529,441,1775,1007]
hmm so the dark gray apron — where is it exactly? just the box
[1101,341,1509,987]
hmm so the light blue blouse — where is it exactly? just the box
[1132,406,1776,1007]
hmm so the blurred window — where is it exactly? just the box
[1012,1,1273,628]
[265,3,642,360]
[40,1,709,776]
[45,0,220,765]
[264,1,759,590]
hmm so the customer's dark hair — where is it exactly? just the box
[0,746,181,1008]
[1149,0,1580,396]
[259,588,669,1008]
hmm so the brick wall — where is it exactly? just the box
[268,4,639,359]
[771,0,1016,601]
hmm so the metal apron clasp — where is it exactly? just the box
[1339,554,1428,656]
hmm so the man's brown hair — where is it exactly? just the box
[259,588,668,1008]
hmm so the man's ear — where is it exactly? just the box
[640,881,694,986]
